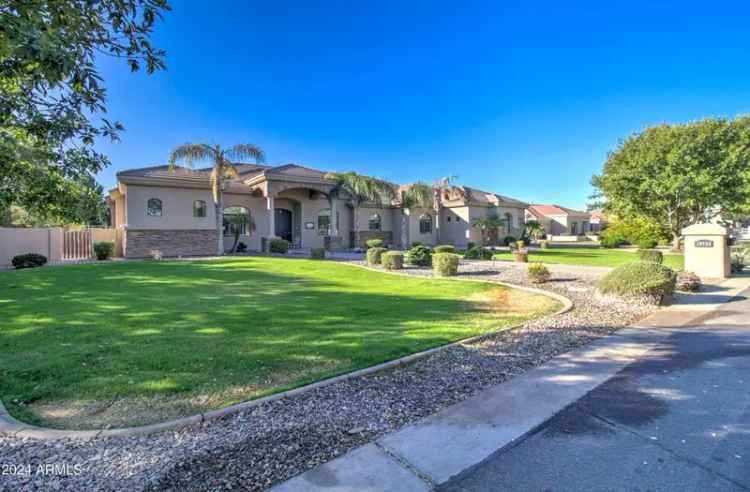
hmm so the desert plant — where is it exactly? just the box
[433,252,459,276]
[676,271,701,292]
[310,247,326,260]
[269,239,289,254]
[11,253,47,269]
[433,244,456,254]
[637,249,663,264]
[524,220,545,241]
[367,247,387,265]
[515,240,525,250]
[169,143,265,256]
[527,262,551,283]
[365,239,384,249]
[381,251,404,270]
[597,261,677,304]
[405,244,432,266]
[93,241,114,260]
[464,246,493,260]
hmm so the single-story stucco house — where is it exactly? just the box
[108,163,529,258]
[524,204,592,240]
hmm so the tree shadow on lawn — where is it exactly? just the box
[0,258,557,429]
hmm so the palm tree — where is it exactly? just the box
[431,176,457,243]
[400,182,433,248]
[226,213,256,253]
[169,143,265,255]
[324,172,396,248]
[523,220,545,241]
[472,217,507,246]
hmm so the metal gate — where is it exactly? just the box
[63,229,93,260]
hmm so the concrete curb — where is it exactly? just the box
[0,262,572,441]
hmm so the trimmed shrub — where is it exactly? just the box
[503,235,516,246]
[597,261,677,304]
[269,239,289,254]
[539,240,549,249]
[410,241,423,248]
[310,247,326,260]
[365,239,384,249]
[433,252,459,276]
[637,249,663,264]
[676,271,701,292]
[93,241,114,260]
[636,238,658,249]
[464,246,493,260]
[405,244,432,266]
[367,247,386,265]
[600,217,666,248]
[236,242,248,253]
[381,251,404,270]
[433,244,456,254]
[466,242,476,250]
[600,234,625,248]
[11,253,47,269]
[527,262,551,283]
[515,240,525,250]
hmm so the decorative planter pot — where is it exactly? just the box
[513,250,529,263]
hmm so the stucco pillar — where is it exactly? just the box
[330,199,338,236]
[682,223,730,279]
[267,195,275,240]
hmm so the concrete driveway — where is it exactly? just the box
[440,288,750,492]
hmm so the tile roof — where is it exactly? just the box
[528,204,588,216]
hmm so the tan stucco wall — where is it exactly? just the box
[0,227,64,267]
[438,206,525,247]
[354,206,393,234]
[126,185,216,230]
[407,207,438,246]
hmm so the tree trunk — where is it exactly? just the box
[215,184,224,256]
[353,203,360,248]
[671,232,681,252]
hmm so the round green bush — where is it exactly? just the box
[366,239,384,249]
[433,252,459,276]
[527,262,550,283]
[269,239,289,254]
[11,253,47,269]
[381,251,404,270]
[433,244,456,254]
[464,246,493,260]
[637,249,663,264]
[600,235,625,248]
[310,247,326,260]
[93,241,115,260]
[405,244,432,266]
[367,247,387,265]
[503,236,517,246]
[236,242,248,253]
[410,241,423,248]
[597,261,676,304]
[466,242,476,250]
[636,238,658,249]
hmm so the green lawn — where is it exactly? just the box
[0,257,559,429]
[491,247,684,269]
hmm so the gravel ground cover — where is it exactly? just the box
[0,260,655,492]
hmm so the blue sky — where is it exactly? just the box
[94,1,750,209]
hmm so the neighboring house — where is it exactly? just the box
[108,163,528,258]
[588,210,608,234]
[525,204,591,239]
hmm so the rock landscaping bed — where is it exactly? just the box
[0,260,655,492]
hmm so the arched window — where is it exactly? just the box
[193,200,207,218]
[504,212,513,232]
[147,198,162,217]
[223,206,250,236]
[368,213,382,231]
[419,214,433,234]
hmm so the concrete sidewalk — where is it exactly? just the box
[271,276,750,492]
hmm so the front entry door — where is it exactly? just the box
[275,208,293,242]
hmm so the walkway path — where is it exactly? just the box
[271,276,750,491]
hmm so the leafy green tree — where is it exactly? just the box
[1,0,170,222]
[593,117,750,250]
[324,172,396,247]
[169,143,265,255]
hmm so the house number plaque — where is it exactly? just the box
[694,239,714,248]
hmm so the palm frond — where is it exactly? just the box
[325,172,396,205]
[168,143,216,169]
[402,182,433,209]
[225,144,265,164]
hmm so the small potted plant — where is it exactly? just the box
[513,240,528,263]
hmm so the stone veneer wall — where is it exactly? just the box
[352,231,393,248]
[125,229,219,258]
